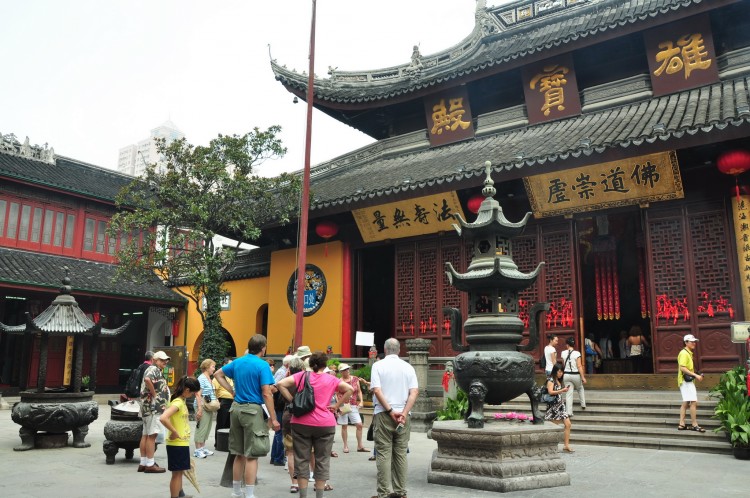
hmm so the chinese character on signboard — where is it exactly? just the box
[353,192,465,243]
[424,86,475,147]
[522,53,582,125]
[523,151,683,218]
[644,14,718,97]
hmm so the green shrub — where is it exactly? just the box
[436,389,468,421]
[710,365,750,448]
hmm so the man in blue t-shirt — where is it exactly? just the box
[215,335,279,498]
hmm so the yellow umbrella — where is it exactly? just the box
[183,458,201,493]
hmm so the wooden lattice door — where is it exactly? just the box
[645,200,743,373]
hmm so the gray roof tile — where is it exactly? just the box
[0,247,185,304]
[307,75,750,211]
[273,0,712,104]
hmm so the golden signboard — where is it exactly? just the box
[524,151,683,218]
[63,336,74,386]
[353,192,465,243]
[731,195,750,322]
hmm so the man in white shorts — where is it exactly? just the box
[677,335,705,432]
[138,350,171,473]
[336,363,368,453]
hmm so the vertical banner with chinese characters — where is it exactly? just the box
[63,336,74,386]
[644,14,718,97]
[352,192,465,243]
[522,52,582,125]
[731,195,750,321]
[523,151,683,217]
[423,86,475,148]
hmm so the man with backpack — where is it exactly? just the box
[126,351,153,401]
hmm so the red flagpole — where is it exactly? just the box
[294,0,317,349]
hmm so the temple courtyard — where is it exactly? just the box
[0,396,746,497]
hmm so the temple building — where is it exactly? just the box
[229,0,750,378]
[0,133,185,392]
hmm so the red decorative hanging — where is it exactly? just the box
[315,220,339,256]
[595,253,603,320]
[467,194,485,214]
[638,250,647,318]
[611,250,620,319]
[717,150,750,201]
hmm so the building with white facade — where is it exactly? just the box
[117,120,185,177]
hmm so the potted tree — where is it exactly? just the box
[710,365,750,459]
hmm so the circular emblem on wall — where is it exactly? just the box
[287,264,327,316]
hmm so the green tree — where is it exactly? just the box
[109,126,301,363]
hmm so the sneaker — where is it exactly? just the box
[203,448,215,456]
[194,449,207,459]
[231,493,243,498]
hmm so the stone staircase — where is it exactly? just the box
[494,390,730,455]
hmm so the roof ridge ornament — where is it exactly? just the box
[0,132,55,164]
[482,160,496,198]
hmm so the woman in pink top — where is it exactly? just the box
[277,352,353,498]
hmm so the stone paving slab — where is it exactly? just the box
[0,403,746,497]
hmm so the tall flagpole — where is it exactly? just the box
[294,0,317,349]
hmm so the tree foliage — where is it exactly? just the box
[109,126,301,363]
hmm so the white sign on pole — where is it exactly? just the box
[730,322,750,343]
[355,331,375,347]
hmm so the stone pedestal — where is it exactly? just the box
[428,420,570,493]
[406,338,436,432]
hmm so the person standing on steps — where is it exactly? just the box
[677,334,706,432]
[543,334,558,375]
[561,337,587,417]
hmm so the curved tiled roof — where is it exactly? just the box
[272,0,715,105]
[0,152,134,202]
[306,75,750,211]
[0,247,185,304]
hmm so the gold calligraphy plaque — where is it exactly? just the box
[353,192,465,243]
[731,195,750,321]
[63,336,74,386]
[523,151,683,218]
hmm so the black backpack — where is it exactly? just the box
[125,363,149,399]
[540,353,547,370]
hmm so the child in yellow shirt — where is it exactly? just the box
[160,376,201,498]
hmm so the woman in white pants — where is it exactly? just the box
[560,337,587,417]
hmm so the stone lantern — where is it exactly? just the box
[0,268,129,450]
[429,162,569,492]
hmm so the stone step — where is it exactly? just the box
[570,423,726,441]
[569,433,732,454]
[471,390,731,455]
[496,403,716,418]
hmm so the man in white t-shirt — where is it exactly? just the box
[370,338,418,498]
[543,334,559,375]
[560,337,587,417]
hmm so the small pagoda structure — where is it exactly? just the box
[0,268,129,450]
[430,163,569,492]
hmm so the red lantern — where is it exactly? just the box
[315,220,339,256]
[315,220,339,239]
[467,194,485,214]
[717,150,750,200]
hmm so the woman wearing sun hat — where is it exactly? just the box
[677,334,705,432]
[336,363,368,454]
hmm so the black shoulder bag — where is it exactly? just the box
[291,372,315,416]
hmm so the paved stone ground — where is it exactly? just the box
[0,398,746,498]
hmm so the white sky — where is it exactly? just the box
[0,1,511,176]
